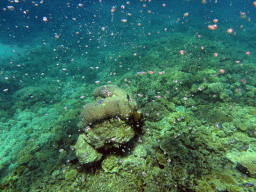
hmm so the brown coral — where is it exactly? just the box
[78,85,137,130]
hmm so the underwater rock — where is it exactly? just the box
[74,85,139,165]
[74,134,102,165]
[102,155,121,173]
[133,144,147,158]
[84,118,135,149]
[65,169,78,181]
[78,85,137,129]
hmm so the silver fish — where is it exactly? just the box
[95,98,104,106]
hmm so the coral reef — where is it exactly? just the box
[229,152,256,177]
[74,85,138,165]
[1,6,256,191]
[140,102,169,122]
[83,118,135,149]
[78,85,137,129]
[74,134,102,165]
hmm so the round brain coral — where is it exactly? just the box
[78,85,137,130]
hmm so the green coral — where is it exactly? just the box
[195,180,214,192]
[65,169,78,181]
[102,155,120,173]
[236,153,256,176]
[74,134,102,165]
[84,118,135,149]
[79,85,137,129]
[141,101,169,122]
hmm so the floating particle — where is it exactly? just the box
[245,51,251,55]
[227,28,233,33]
[158,71,165,75]
[111,7,116,13]
[184,12,189,17]
[42,17,48,22]
[240,12,247,19]
[207,24,217,30]
[213,19,218,23]
[121,19,127,23]
[7,6,15,11]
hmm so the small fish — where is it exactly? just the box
[95,98,104,106]
[240,145,249,151]
[127,94,130,107]
[240,182,254,187]
[127,94,130,101]
[215,122,223,129]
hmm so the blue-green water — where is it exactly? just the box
[0,0,256,191]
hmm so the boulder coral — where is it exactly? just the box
[78,85,137,130]
[82,118,135,149]
[75,85,138,165]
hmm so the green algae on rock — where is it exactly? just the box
[74,134,102,165]
[74,85,139,165]
[84,118,135,149]
[102,155,121,173]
